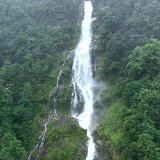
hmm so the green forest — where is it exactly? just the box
[0,0,82,159]
[1,0,160,159]
[92,0,160,159]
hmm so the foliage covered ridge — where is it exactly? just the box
[0,0,82,159]
[93,0,160,159]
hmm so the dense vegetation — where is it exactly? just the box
[2,0,160,159]
[29,112,88,160]
[0,0,82,159]
[44,122,87,160]
[93,0,160,159]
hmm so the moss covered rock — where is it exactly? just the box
[31,112,88,160]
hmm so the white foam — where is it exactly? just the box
[72,1,95,159]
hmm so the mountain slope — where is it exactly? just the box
[0,0,83,159]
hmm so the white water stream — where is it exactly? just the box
[72,1,95,160]
[28,1,95,159]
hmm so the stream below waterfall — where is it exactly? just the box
[71,1,95,160]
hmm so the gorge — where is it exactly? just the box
[1,0,160,160]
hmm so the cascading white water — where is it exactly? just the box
[72,1,95,160]
[28,1,95,159]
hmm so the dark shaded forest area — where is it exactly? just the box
[0,0,82,159]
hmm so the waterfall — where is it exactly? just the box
[28,1,95,159]
[72,1,95,160]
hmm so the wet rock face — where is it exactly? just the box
[93,130,112,160]
[31,112,88,160]
[93,56,103,73]
[55,112,79,125]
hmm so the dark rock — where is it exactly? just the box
[56,111,79,125]
[93,130,112,160]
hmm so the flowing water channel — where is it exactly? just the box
[28,65,63,160]
[72,1,95,160]
[28,1,95,159]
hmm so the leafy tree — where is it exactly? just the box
[94,0,160,159]
[0,0,83,157]
[0,133,26,160]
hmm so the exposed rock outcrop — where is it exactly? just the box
[30,112,88,160]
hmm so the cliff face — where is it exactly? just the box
[29,1,113,159]
[29,1,111,159]
[29,47,89,159]
[27,1,90,159]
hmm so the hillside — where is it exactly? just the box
[0,0,84,159]
[92,0,160,159]
[1,0,160,159]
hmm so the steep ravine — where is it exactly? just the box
[28,1,111,160]
[29,0,160,160]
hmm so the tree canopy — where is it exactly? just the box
[0,0,82,159]
[93,0,160,159]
